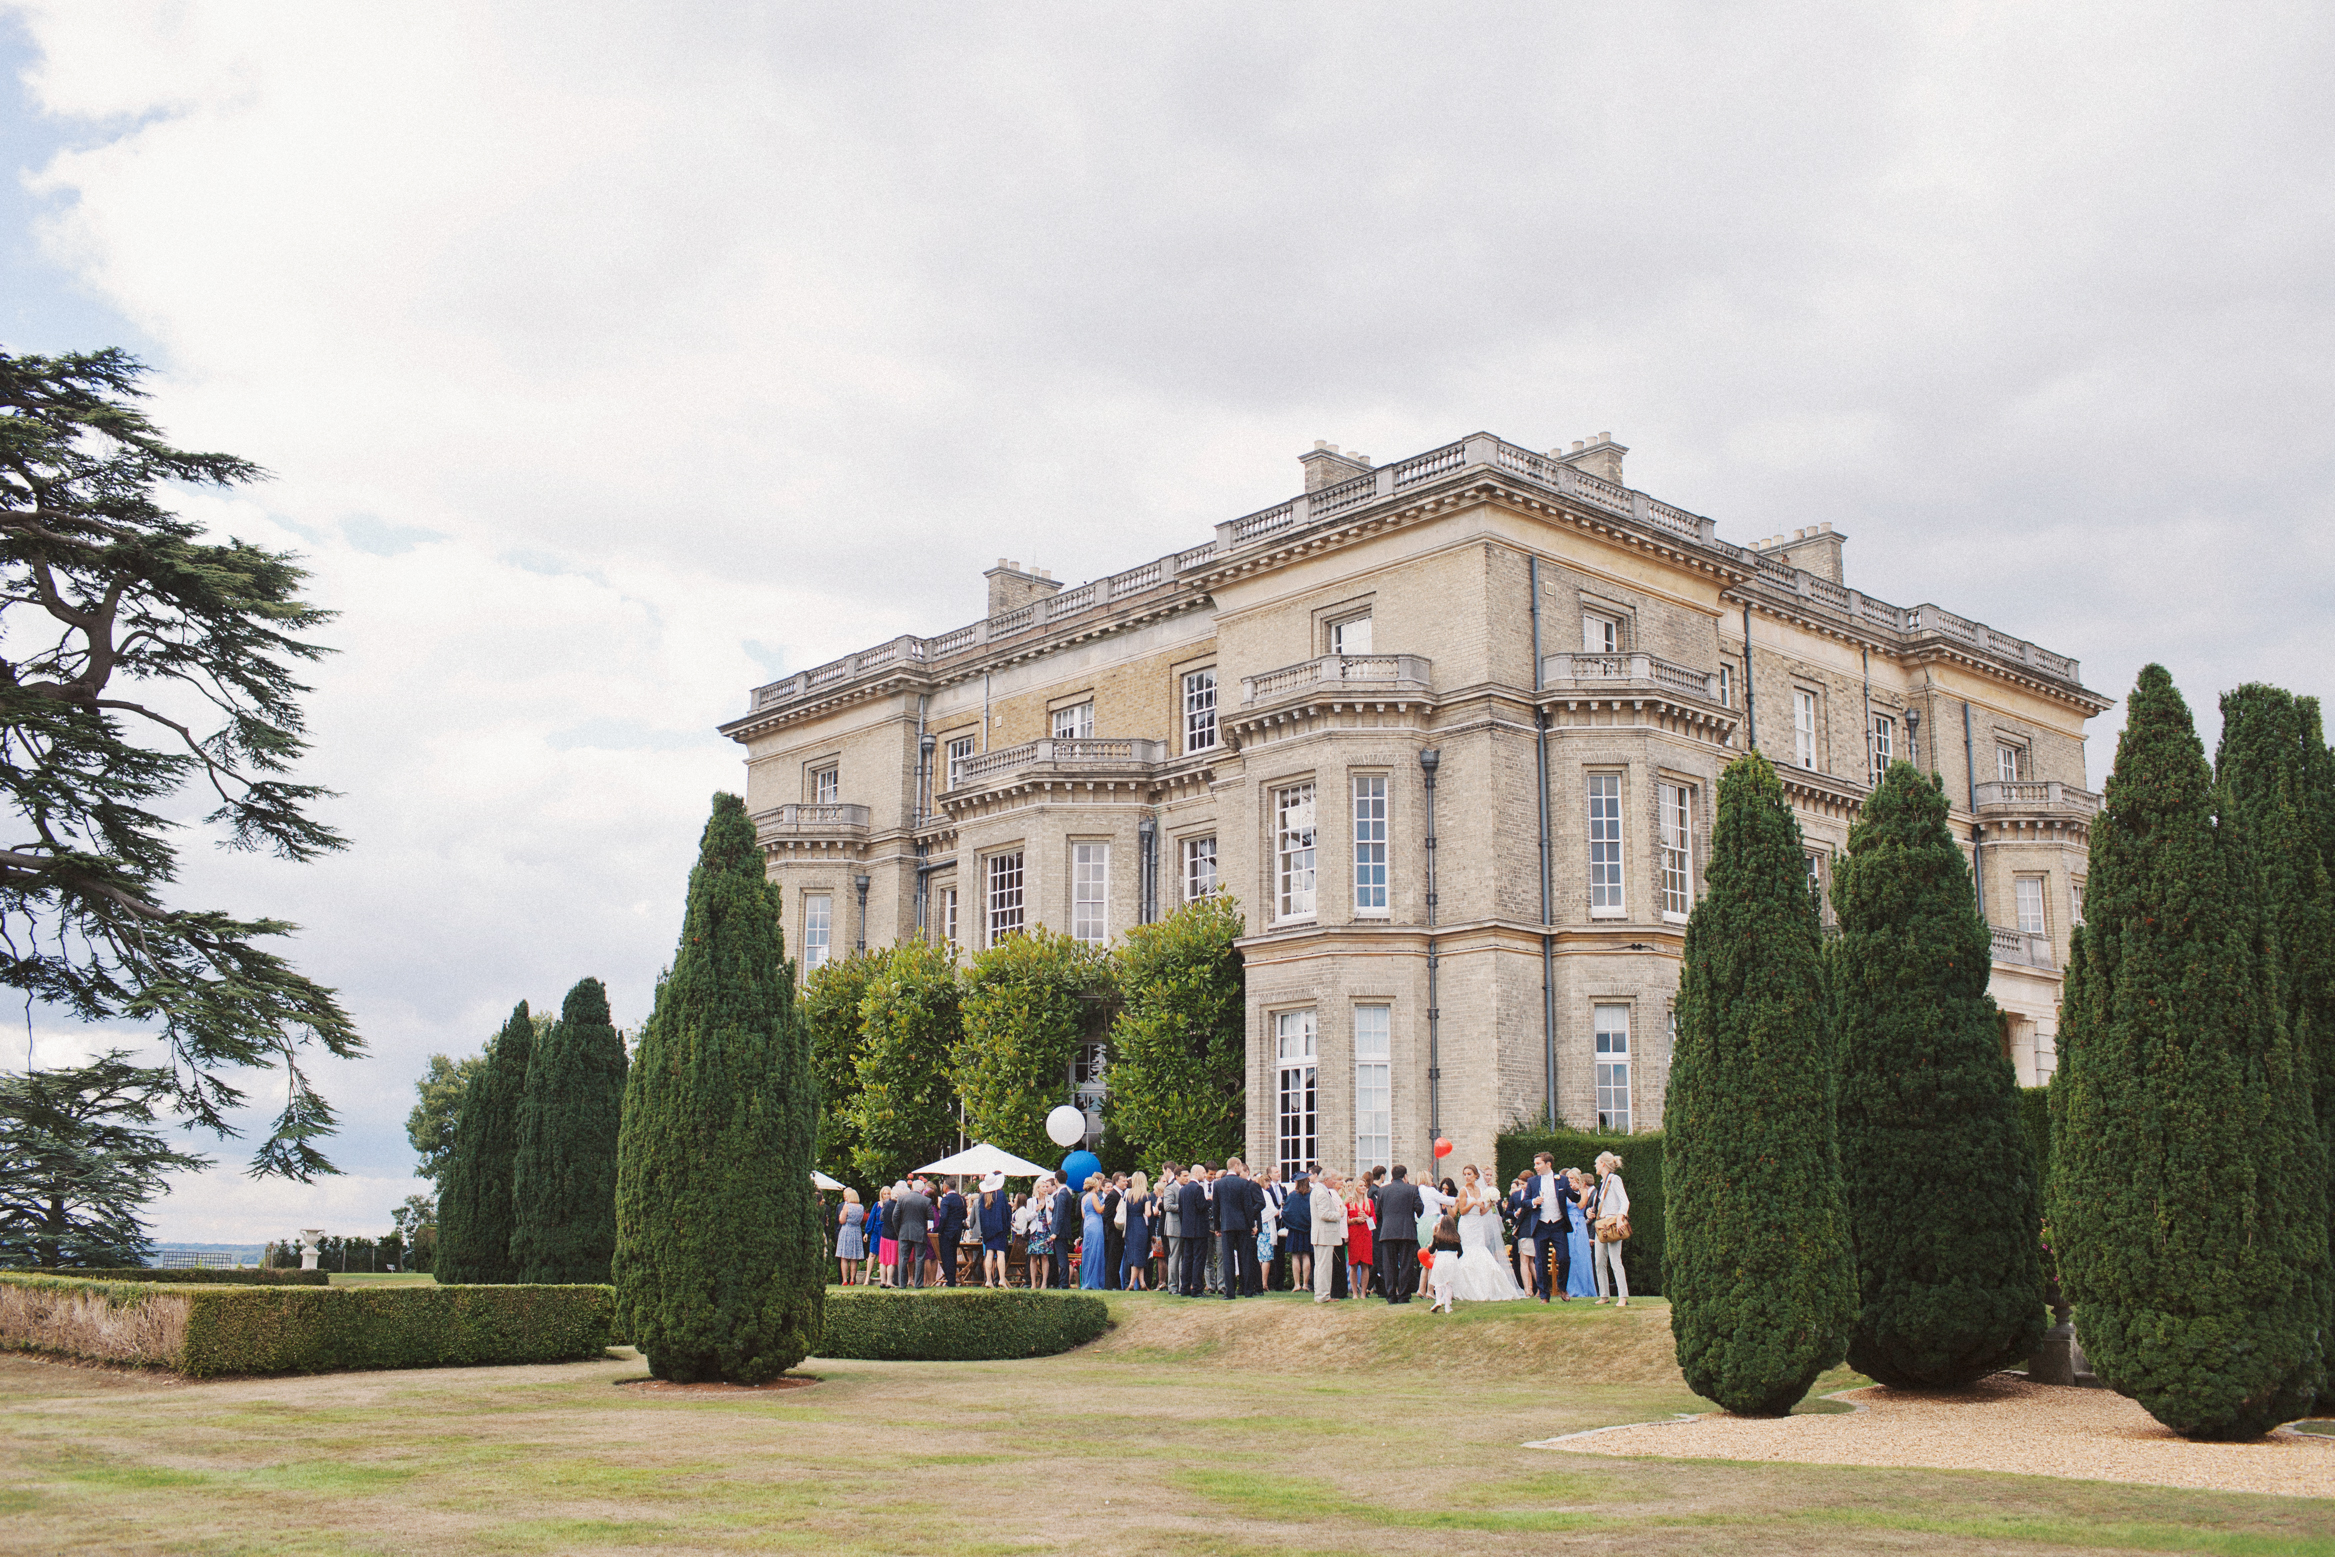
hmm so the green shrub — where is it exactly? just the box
[813,1287,1108,1361]
[0,1272,611,1376]
[2020,1087,2050,1191]
[17,1267,327,1286]
[1494,1128,1664,1297]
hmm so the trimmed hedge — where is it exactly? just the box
[14,1267,329,1286]
[0,1274,612,1377]
[813,1287,1108,1361]
[1495,1128,1665,1297]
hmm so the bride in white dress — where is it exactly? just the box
[1446,1164,1530,1303]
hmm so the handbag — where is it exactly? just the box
[1596,1214,1632,1243]
[1114,1199,1127,1229]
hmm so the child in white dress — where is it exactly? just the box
[1425,1212,1464,1313]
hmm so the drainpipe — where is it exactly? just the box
[1137,814,1158,926]
[1529,556,1557,1129]
[914,707,934,937]
[1860,648,1872,786]
[1419,746,1441,1163]
[1742,603,1757,754]
[1963,700,1984,913]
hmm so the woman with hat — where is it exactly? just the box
[977,1172,1014,1287]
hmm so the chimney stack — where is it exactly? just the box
[985,559,1064,617]
[1550,431,1627,485]
[1299,440,1374,493]
[1775,521,1848,584]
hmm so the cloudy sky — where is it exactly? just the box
[4,2,2330,1242]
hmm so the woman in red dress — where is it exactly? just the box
[1344,1181,1375,1300]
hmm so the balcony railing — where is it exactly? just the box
[1972,780,2101,815]
[754,803,872,841]
[1540,651,1722,702]
[949,737,1168,790]
[1991,925,2056,970]
[1240,654,1433,708]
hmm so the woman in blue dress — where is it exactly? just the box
[1564,1167,1598,1298]
[1119,1171,1154,1290]
[977,1173,1014,1288]
[1079,1174,1110,1289]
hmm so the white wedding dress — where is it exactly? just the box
[1446,1199,1530,1302]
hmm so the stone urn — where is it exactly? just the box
[299,1229,324,1271]
[2028,1298,2093,1386]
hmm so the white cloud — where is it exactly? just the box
[2,0,2330,1237]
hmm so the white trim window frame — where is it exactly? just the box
[1352,773,1389,916]
[1588,772,1626,918]
[1998,742,2027,783]
[1870,713,1894,784]
[2071,876,2086,928]
[803,893,833,971]
[1329,613,1373,657]
[1182,835,1217,902]
[1275,1008,1318,1181]
[1583,612,1619,654]
[1072,842,1109,946]
[938,885,959,952]
[1593,1003,1631,1133]
[1276,782,1318,922]
[2015,874,2048,936]
[1052,702,1094,740]
[1793,689,1818,769]
[945,735,975,789]
[1353,1005,1390,1176]
[1183,668,1218,754]
[986,851,1025,945]
[1658,780,1694,923]
[812,766,839,804]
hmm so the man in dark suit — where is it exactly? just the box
[1507,1171,1544,1298]
[1530,1153,1573,1301]
[892,1180,933,1289]
[934,1177,967,1287]
[1375,1165,1424,1304]
[1214,1157,1260,1299]
[1176,1168,1210,1296]
[1049,1177,1078,1289]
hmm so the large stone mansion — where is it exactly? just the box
[720,431,2107,1179]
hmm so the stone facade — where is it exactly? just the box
[722,432,2108,1178]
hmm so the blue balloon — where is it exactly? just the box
[1059,1150,1102,1190]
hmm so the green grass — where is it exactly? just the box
[3,1293,2332,1556]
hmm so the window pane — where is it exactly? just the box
[2016,875,2046,935]
[1183,669,1218,753]
[1583,614,1617,654]
[1998,744,2023,782]
[1870,715,1894,783]
[986,852,1024,944]
[1718,663,1733,708]
[1588,774,1624,914]
[2071,878,2086,928]
[1354,1005,1390,1175]
[1332,616,1373,656]
[804,894,832,970]
[1659,781,1693,919]
[1072,842,1109,945]
[1275,1009,1318,1181]
[1353,774,1388,912]
[1594,1004,1631,1133]
[1183,835,1217,901]
[1277,783,1317,920]
[1053,703,1093,740]
[814,768,838,803]
[939,887,957,951]
[1794,690,1817,767]
[946,736,975,789]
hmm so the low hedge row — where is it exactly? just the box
[14,1267,329,1287]
[813,1287,1109,1361]
[0,1274,612,1377]
[1493,1128,1666,1296]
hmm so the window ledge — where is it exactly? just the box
[1661,911,1690,925]
[1589,908,1629,920]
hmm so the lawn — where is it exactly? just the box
[4,1289,2333,1556]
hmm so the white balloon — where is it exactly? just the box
[1045,1104,1086,1147]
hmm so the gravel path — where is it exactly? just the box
[1540,1374,2335,1498]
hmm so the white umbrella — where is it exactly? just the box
[812,1170,846,1191]
[912,1142,1051,1178]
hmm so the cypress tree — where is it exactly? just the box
[435,1003,533,1284]
[1668,750,1857,1416]
[1834,761,2046,1386]
[613,793,823,1383]
[2216,686,2335,1279]
[2050,665,2327,1440]
[510,977,629,1284]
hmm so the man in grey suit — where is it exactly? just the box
[891,1180,933,1289]
[1375,1165,1425,1304]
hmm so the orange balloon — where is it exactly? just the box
[1433,1136,1453,1157]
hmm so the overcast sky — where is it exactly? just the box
[5,2,2331,1243]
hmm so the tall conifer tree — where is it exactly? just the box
[613,794,821,1383]
[435,1002,533,1284]
[2216,685,2335,1280]
[1834,762,2046,1385]
[510,977,628,1284]
[1668,751,1857,1415]
[2051,666,2327,1439]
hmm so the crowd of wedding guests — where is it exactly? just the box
[829,1149,1632,1309]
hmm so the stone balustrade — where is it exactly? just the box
[1540,651,1721,701]
[1972,780,2101,815]
[1239,653,1433,708]
[753,803,872,842]
[947,737,1169,791]
[1991,925,2056,970]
